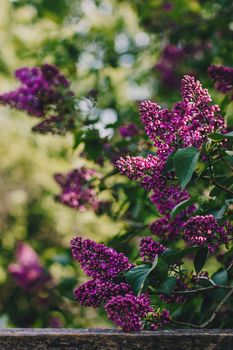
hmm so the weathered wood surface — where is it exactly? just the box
[0,329,232,350]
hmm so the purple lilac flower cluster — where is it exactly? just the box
[148,309,171,331]
[0,64,74,134]
[116,154,165,191]
[70,237,161,331]
[208,65,233,98]
[140,76,225,151]
[117,75,222,240]
[105,293,153,331]
[54,168,102,212]
[184,215,232,252]
[74,279,132,308]
[139,236,166,262]
[70,236,132,279]
[119,123,139,138]
[8,242,51,291]
[155,44,184,88]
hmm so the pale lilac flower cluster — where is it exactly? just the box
[105,293,153,331]
[54,168,101,212]
[148,309,171,331]
[208,64,233,98]
[155,44,184,88]
[139,237,166,262]
[8,242,51,291]
[70,237,157,331]
[116,154,165,191]
[119,123,139,138]
[0,64,74,134]
[184,215,231,252]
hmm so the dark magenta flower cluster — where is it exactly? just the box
[70,237,161,331]
[184,215,232,252]
[8,242,51,291]
[74,279,132,308]
[70,236,133,279]
[155,44,184,88]
[0,64,74,134]
[119,123,139,138]
[139,236,166,262]
[140,75,225,151]
[105,293,153,332]
[54,168,101,212]
[208,64,233,98]
[147,309,171,331]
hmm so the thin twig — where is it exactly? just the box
[174,285,232,295]
[171,320,200,329]
[200,288,233,328]
[172,287,233,329]
[212,181,233,196]
[226,260,233,272]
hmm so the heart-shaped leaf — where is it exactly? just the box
[174,148,200,189]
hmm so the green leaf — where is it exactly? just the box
[157,276,177,295]
[174,148,200,189]
[170,198,194,219]
[126,257,158,295]
[194,247,209,274]
[212,204,227,220]
[225,131,233,139]
[208,131,233,141]
[73,130,84,149]
[161,246,199,265]
[84,129,103,160]
[155,258,169,281]
[212,270,228,285]
[208,133,225,142]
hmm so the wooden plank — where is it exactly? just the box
[0,329,232,350]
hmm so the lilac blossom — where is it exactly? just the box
[119,123,139,138]
[116,155,165,191]
[148,309,171,330]
[8,242,51,291]
[105,293,153,331]
[149,216,183,240]
[74,279,132,308]
[70,237,133,279]
[54,168,100,212]
[150,186,191,215]
[139,237,166,262]
[140,76,225,151]
[208,64,233,97]
[0,64,74,133]
[184,215,231,252]
[155,44,184,88]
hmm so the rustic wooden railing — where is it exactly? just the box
[0,329,232,349]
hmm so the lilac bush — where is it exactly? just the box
[69,74,233,330]
[2,62,233,330]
